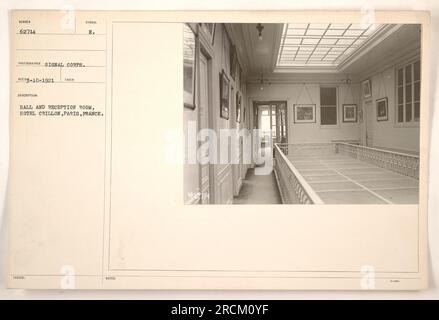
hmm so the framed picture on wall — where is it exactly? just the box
[362,79,372,98]
[199,23,216,45]
[219,70,230,120]
[294,104,316,123]
[236,91,242,123]
[342,104,357,122]
[376,97,388,121]
[183,23,197,109]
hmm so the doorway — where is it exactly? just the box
[254,101,288,158]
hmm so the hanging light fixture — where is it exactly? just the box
[258,73,270,91]
[256,23,264,40]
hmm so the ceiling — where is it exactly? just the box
[277,23,384,67]
[228,23,283,78]
[341,24,421,76]
[228,23,421,83]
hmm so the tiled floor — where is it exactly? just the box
[288,154,419,204]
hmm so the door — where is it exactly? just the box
[364,100,373,147]
[258,105,271,158]
[199,53,210,204]
[254,101,288,159]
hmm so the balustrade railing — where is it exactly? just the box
[274,144,324,204]
[335,143,419,179]
[274,142,419,204]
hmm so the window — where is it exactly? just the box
[397,60,420,123]
[320,87,337,125]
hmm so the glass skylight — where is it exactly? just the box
[276,23,384,68]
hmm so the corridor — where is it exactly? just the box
[233,168,282,204]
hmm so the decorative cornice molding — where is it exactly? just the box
[350,43,420,82]
[338,24,403,72]
[270,24,284,72]
[246,73,348,85]
[236,23,255,77]
[225,23,249,77]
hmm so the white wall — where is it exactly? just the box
[183,106,200,204]
[247,83,362,144]
[212,24,234,203]
[360,63,420,153]
[213,24,252,202]
[184,23,251,204]
[247,61,421,155]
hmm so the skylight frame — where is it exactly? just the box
[276,23,384,68]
